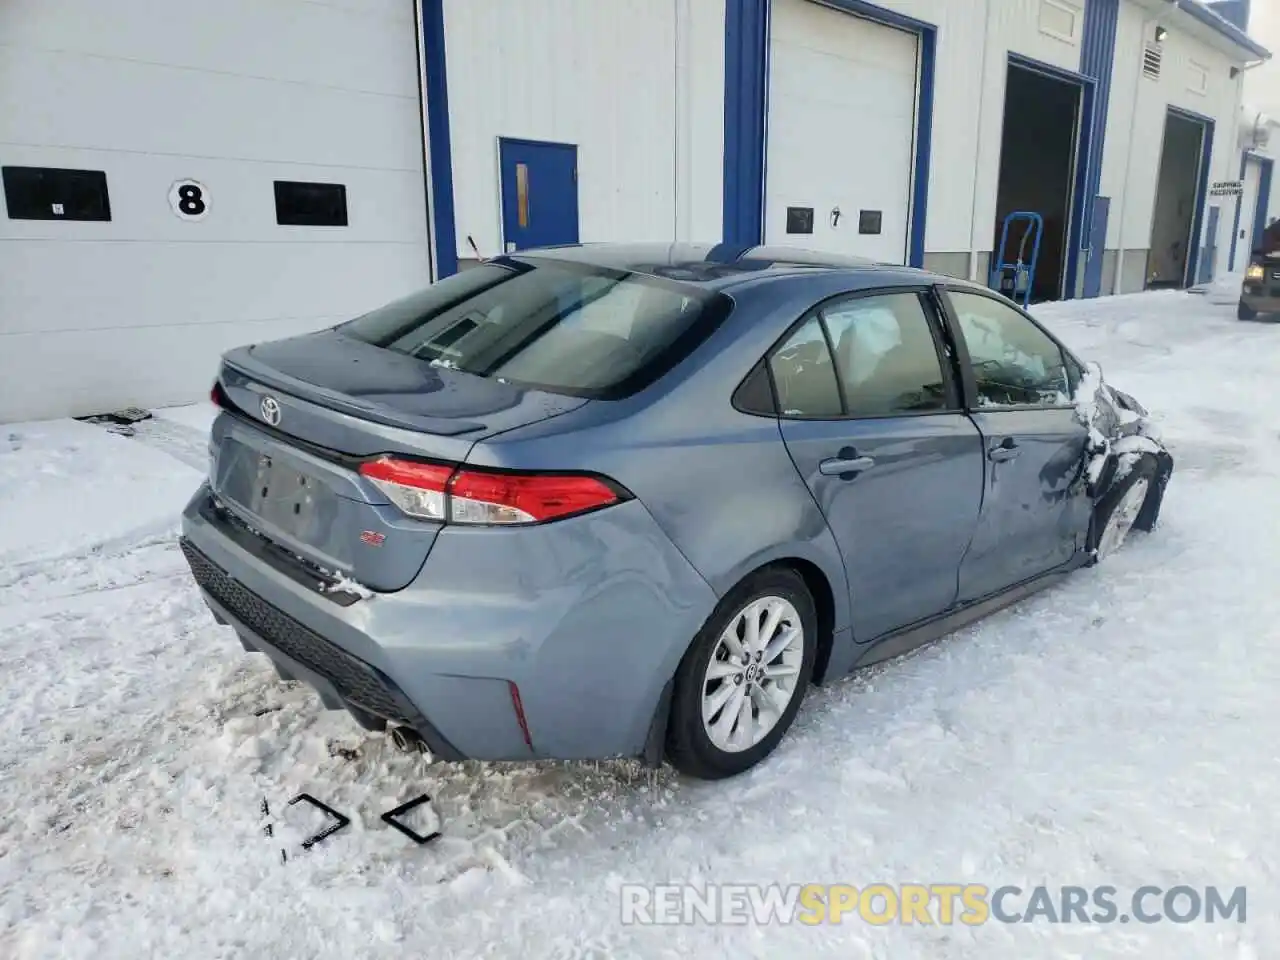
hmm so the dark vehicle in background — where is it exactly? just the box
[180,243,1174,780]
[1239,219,1280,321]
[1239,250,1280,320]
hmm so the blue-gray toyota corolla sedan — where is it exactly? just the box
[181,243,1173,779]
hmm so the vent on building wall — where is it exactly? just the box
[1143,42,1163,79]
[1188,60,1209,95]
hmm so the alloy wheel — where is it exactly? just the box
[700,596,805,753]
[1097,476,1151,560]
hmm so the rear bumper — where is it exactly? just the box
[182,538,465,759]
[181,485,718,762]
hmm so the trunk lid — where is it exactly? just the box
[210,330,587,592]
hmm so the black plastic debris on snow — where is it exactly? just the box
[75,406,154,438]
[76,406,153,425]
[259,791,442,861]
[381,793,442,846]
[288,793,352,850]
[260,797,286,863]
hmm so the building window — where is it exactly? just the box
[273,181,348,226]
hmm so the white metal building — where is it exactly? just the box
[0,0,1269,423]
[0,0,433,423]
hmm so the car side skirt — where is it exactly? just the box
[847,556,1088,673]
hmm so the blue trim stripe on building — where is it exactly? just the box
[911,28,935,269]
[1167,105,1216,288]
[1006,53,1097,300]
[1078,0,1118,298]
[721,0,937,267]
[421,0,458,279]
[722,0,770,246]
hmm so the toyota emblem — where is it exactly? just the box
[260,395,282,426]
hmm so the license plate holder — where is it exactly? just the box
[247,453,321,536]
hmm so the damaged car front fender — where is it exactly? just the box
[1074,363,1174,525]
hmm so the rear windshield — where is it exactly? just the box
[336,257,732,399]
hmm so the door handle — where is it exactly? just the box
[819,455,876,477]
[988,439,1020,462]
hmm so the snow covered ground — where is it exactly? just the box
[2,291,1279,959]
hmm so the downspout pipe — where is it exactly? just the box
[967,0,994,283]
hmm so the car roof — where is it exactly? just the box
[514,242,956,291]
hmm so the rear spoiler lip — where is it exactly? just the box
[220,348,488,438]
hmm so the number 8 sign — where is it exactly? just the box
[169,179,210,221]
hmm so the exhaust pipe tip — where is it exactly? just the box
[390,725,427,755]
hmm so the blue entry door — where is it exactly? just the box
[499,138,579,252]
[1082,196,1110,299]
[1199,205,1219,285]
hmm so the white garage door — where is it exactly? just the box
[0,0,431,423]
[765,0,919,263]
[1236,157,1264,267]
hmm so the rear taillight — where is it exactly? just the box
[449,470,622,524]
[211,380,228,408]
[358,457,624,525]
[359,458,452,521]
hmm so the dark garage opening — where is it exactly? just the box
[991,63,1082,303]
[1146,111,1206,289]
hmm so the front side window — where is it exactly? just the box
[821,293,952,416]
[336,257,730,399]
[947,291,1072,407]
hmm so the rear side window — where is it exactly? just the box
[821,293,954,415]
[760,291,955,420]
[768,317,843,418]
[337,258,731,399]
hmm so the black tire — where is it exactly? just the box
[1238,300,1258,321]
[665,568,817,779]
[1088,452,1159,562]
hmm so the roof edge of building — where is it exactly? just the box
[1182,0,1271,60]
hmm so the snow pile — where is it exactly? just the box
[4,291,1280,958]
[1205,270,1244,306]
[0,420,201,570]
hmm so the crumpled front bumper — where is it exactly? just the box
[1093,386,1173,522]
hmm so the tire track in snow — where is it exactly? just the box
[0,535,188,611]
[125,417,210,473]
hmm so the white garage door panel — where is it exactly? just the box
[0,0,418,99]
[766,0,918,263]
[1,319,346,425]
[0,147,428,245]
[0,48,424,173]
[1237,159,1263,263]
[0,0,431,422]
[0,241,429,337]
